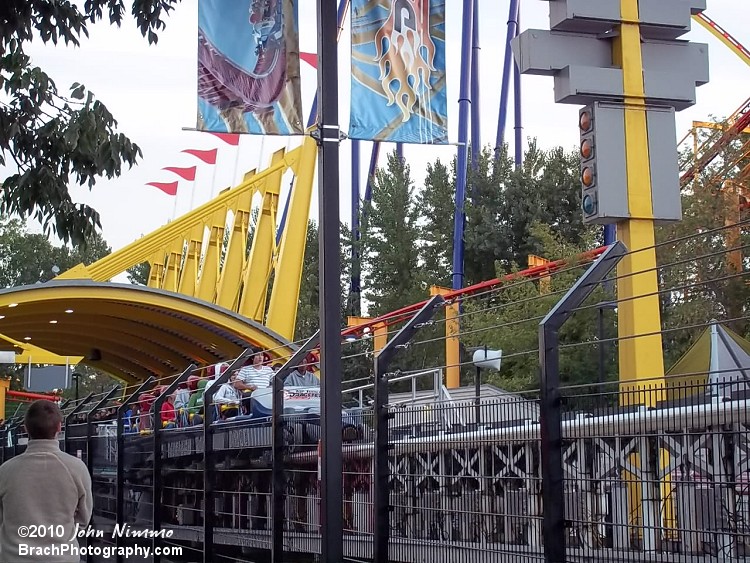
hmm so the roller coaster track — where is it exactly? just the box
[680,96,750,188]
[692,13,750,68]
[678,14,749,193]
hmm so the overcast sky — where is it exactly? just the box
[15,1,750,257]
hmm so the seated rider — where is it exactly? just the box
[213,373,242,419]
[160,394,177,429]
[186,379,209,425]
[283,363,320,387]
[234,351,274,414]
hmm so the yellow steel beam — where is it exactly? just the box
[195,210,225,303]
[692,120,750,134]
[0,332,84,366]
[178,225,204,297]
[241,149,286,322]
[347,316,389,357]
[0,378,9,418]
[615,0,665,404]
[147,252,165,289]
[217,188,255,311]
[430,286,460,389]
[161,241,184,293]
[72,142,305,283]
[692,14,750,68]
[266,136,318,339]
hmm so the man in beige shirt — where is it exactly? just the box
[0,400,93,562]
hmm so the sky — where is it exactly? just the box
[13,1,750,258]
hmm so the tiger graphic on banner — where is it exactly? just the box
[350,0,447,144]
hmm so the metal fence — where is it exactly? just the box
[0,218,747,563]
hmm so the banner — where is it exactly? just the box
[197,0,304,136]
[350,0,447,144]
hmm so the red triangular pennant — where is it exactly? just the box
[146,181,179,196]
[181,148,218,164]
[163,166,197,181]
[300,52,318,69]
[209,132,240,146]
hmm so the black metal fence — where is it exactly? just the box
[0,222,747,563]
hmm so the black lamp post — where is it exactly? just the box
[71,373,81,402]
[472,347,502,427]
[596,302,618,391]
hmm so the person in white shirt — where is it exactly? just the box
[234,351,274,414]
[213,373,242,418]
[235,352,274,389]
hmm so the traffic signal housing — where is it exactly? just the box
[578,103,628,224]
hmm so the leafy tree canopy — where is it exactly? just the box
[0,216,110,287]
[0,0,179,246]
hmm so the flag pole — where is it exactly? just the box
[171,184,179,219]
[189,177,197,210]
[231,138,242,187]
[316,0,343,560]
[209,160,219,200]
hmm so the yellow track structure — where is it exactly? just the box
[692,13,750,68]
[57,136,318,343]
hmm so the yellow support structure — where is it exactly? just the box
[68,140,309,284]
[241,150,286,323]
[195,210,225,303]
[147,252,165,289]
[161,242,184,294]
[266,136,318,339]
[616,1,672,550]
[0,378,9,419]
[178,225,204,296]
[614,0,665,403]
[430,286,460,389]
[217,189,254,311]
[347,317,388,356]
[528,255,551,294]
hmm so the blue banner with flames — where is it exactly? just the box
[350,0,448,144]
[197,0,304,136]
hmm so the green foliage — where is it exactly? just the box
[0,0,180,245]
[361,152,425,316]
[465,142,590,284]
[59,365,120,402]
[461,222,608,391]
[294,219,352,341]
[417,158,454,287]
[0,216,110,287]
[127,261,151,285]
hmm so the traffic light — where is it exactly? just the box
[579,106,597,220]
[576,102,628,224]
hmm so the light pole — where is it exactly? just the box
[71,373,81,402]
[596,302,618,393]
[472,347,502,426]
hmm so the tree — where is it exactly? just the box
[127,262,151,285]
[0,0,179,246]
[656,125,750,363]
[361,152,424,316]
[0,217,111,287]
[463,142,590,285]
[461,222,608,392]
[59,365,120,402]
[294,219,353,340]
[417,158,455,287]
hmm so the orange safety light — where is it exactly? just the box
[580,138,594,160]
[582,166,595,187]
[579,110,592,132]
